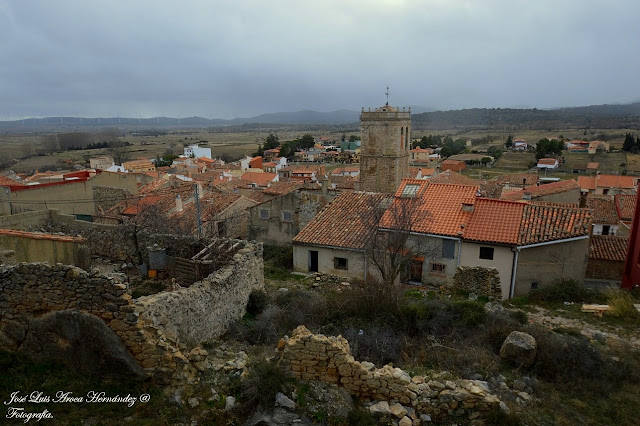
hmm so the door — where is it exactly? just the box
[309,250,319,273]
[410,258,423,283]
[602,225,610,236]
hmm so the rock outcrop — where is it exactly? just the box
[500,331,537,367]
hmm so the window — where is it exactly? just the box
[259,209,269,220]
[479,247,494,260]
[602,225,610,236]
[602,189,609,195]
[531,282,539,291]
[282,211,293,223]
[442,239,455,259]
[334,257,348,270]
[401,184,420,198]
[431,263,446,273]
[217,221,225,236]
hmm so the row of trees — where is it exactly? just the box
[254,133,316,159]
[535,138,564,160]
[623,133,640,153]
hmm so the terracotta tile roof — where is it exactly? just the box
[532,201,580,208]
[408,167,420,179]
[587,162,599,170]
[479,181,503,199]
[0,176,25,187]
[329,175,357,189]
[383,181,479,237]
[595,174,635,189]
[586,195,619,225]
[241,172,277,187]
[589,235,628,261]
[519,204,591,245]
[615,194,636,221]
[441,159,465,166]
[464,199,524,245]
[263,181,302,196]
[577,176,596,191]
[428,170,478,186]
[420,168,436,177]
[0,229,86,243]
[537,158,558,165]
[501,180,579,201]
[293,191,389,249]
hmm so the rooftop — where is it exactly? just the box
[615,194,636,221]
[586,195,619,225]
[589,235,628,262]
[293,191,389,250]
[0,229,86,243]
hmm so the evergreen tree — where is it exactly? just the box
[506,135,513,148]
[623,133,636,152]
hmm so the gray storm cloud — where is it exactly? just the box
[0,0,638,119]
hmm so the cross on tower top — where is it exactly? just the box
[385,86,389,105]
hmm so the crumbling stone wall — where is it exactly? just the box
[92,186,132,213]
[278,326,501,422]
[453,266,502,299]
[0,239,264,384]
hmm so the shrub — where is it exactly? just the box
[263,244,293,269]
[242,359,293,411]
[606,290,640,321]
[527,279,603,305]
[246,290,269,317]
[343,326,403,366]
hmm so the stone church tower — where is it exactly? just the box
[359,104,411,194]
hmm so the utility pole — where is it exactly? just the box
[194,184,202,237]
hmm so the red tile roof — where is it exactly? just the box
[589,235,628,262]
[519,204,591,245]
[501,180,579,201]
[241,172,277,187]
[615,194,636,221]
[537,158,558,165]
[0,176,25,187]
[586,196,619,225]
[587,162,599,170]
[263,181,302,196]
[595,174,635,189]
[464,199,524,245]
[382,182,478,237]
[577,176,596,191]
[293,191,389,249]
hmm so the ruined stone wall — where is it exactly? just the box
[135,241,263,346]
[278,326,501,422]
[0,239,264,384]
[0,209,52,229]
[453,266,502,299]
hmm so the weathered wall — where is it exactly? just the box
[0,230,90,269]
[408,235,460,286]
[278,326,501,422]
[0,209,53,230]
[453,266,502,299]
[250,192,301,245]
[514,238,589,297]
[0,240,264,383]
[293,244,369,280]
[535,188,581,205]
[586,259,624,281]
[359,109,411,194]
[93,186,132,213]
[460,243,514,300]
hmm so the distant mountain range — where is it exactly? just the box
[0,102,639,133]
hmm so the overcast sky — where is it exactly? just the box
[1,0,639,119]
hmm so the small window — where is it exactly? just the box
[431,263,446,273]
[282,211,293,223]
[334,257,348,270]
[531,282,539,291]
[401,184,421,198]
[259,209,269,220]
[442,239,455,259]
[479,247,494,260]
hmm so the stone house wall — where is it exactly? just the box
[278,326,501,422]
[0,240,264,384]
[453,266,502,299]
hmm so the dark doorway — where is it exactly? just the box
[409,258,423,283]
[309,251,319,272]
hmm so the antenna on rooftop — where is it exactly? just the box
[385,86,389,106]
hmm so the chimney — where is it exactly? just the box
[522,178,527,188]
[175,194,183,212]
[322,175,329,194]
[462,202,474,213]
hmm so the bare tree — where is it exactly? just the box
[39,134,59,154]
[107,140,130,165]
